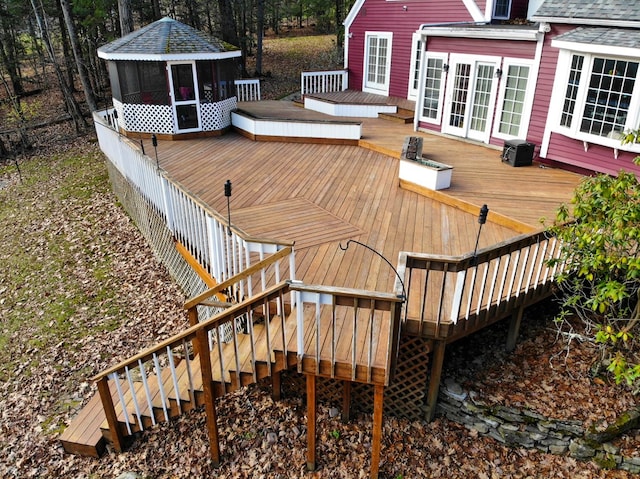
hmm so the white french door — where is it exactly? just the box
[443,55,500,143]
[363,32,392,95]
[169,62,201,133]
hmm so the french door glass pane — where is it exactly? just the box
[469,64,494,132]
[449,63,471,128]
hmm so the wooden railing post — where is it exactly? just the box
[97,376,124,452]
[196,327,221,466]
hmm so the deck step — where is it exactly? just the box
[58,380,124,457]
[378,108,414,124]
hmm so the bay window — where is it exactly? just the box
[558,52,640,143]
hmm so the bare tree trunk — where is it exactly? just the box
[30,0,87,132]
[255,0,265,76]
[0,72,31,151]
[118,0,134,36]
[59,0,98,111]
[217,0,239,45]
[151,0,161,20]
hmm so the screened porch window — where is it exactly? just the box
[559,53,640,141]
[117,61,168,105]
[498,64,530,136]
[196,59,237,102]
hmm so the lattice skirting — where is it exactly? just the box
[281,335,431,421]
[106,161,216,314]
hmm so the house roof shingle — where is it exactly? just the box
[532,0,640,24]
[98,17,240,61]
[553,26,640,50]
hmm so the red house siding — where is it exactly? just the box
[347,0,474,96]
[524,24,569,157]
[547,133,640,176]
[425,36,536,59]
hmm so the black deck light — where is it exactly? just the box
[472,204,489,264]
[339,239,406,301]
[224,179,232,236]
[152,134,159,171]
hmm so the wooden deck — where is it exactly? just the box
[154,100,582,295]
[61,96,585,476]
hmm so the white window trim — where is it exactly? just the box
[418,52,448,125]
[549,49,640,154]
[492,58,536,141]
[407,32,423,101]
[362,31,393,95]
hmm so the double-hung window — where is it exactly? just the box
[558,52,640,144]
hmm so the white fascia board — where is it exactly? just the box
[97,51,242,61]
[344,0,366,29]
[463,0,486,22]
[531,16,640,28]
[419,27,539,41]
[551,39,640,58]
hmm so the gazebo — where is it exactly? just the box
[98,17,242,138]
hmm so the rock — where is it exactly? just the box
[568,439,596,459]
[328,407,340,418]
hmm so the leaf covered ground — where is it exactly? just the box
[0,32,638,479]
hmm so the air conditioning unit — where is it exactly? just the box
[502,140,535,167]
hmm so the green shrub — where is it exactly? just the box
[548,152,639,387]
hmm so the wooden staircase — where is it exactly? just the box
[58,256,404,479]
[59,312,294,456]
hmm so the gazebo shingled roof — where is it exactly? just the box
[98,17,241,61]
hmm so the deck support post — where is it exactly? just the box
[97,376,124,453]
[196,328,221,466]
[371,384,384,479]
[271,371,282,401]
[342,380,352,423]
[506,305,525,352]
[425,340,446,422]
[306,374,317,472]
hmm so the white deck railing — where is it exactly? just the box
[94,110,293,290]
[301,70,348,97]
[234,79,261,101]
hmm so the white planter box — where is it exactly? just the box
[399,158,453,190]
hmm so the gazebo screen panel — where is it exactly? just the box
[117,61,169,106]
[196,59,237,103]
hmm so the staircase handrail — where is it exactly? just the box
[184,245,294,309]
[92,281,290,383]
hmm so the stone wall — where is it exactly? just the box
[438,377,640,473]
